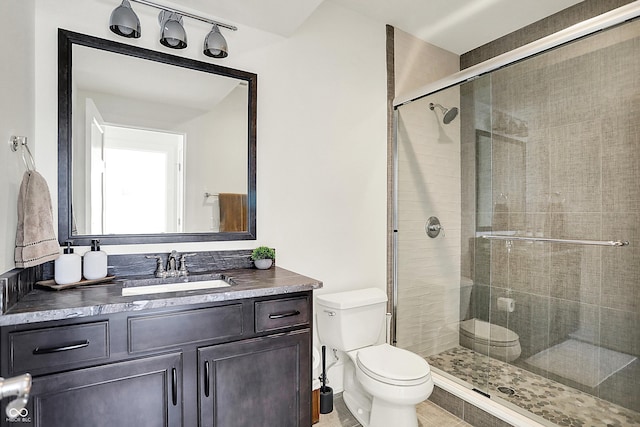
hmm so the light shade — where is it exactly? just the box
[159,11,187,49]
[203,24,228,58]
[109,0,141,38]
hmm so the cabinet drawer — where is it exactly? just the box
[128,304,244,353]
[9,322,109,374]
[255,297,309,333]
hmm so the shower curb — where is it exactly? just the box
[432,371,549,427]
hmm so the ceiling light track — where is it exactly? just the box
[130,0,237,31]
[109,0,236,58]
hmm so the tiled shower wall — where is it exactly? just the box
[393,29,461,357]
[460,0,636,69]
[460,16,640,406]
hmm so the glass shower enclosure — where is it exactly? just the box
[393,15,639,426]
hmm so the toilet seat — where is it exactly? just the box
[354,344,431,386]
[459,319,519,347]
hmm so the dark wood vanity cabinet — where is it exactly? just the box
[0,291,312,427]
[199,330,310,426]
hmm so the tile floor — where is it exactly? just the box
[315,393,471,427]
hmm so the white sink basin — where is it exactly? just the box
[122,279,230,296]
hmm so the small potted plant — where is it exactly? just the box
[251,246,275,270]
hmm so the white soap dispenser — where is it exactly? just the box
[54,241,82,285]
[83,239,108,280]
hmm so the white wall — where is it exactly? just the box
[0,0,35,273]
[17,0,387,293]
[179,86,248,232]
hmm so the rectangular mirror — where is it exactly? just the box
[58,29,257,245]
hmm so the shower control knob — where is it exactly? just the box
[426,217,443,238]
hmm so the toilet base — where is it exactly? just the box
[343,388,426,427]
[369,397,419,427]
[343,389,372,427]
[343,359,372,426]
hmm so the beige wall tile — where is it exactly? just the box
[395,38,460,355]
[601,213,639,314]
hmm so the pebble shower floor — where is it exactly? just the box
[427,347,640,427]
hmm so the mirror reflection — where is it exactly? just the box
[58,30,257,245]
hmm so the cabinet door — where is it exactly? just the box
[21,353,182,427]
[199,329,310,427]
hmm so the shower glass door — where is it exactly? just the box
[473,20,640,422]
[394,82,493,394]
[394,15,640,426]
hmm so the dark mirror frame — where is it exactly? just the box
[58,29,257,245]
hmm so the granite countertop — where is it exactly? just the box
[0,267,322,327]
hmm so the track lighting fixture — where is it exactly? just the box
[203,24,228,58]
[109,0,141,38]
[109,0,237,57]
[159,11,187,49]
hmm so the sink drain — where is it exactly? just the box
[497,386,516,396]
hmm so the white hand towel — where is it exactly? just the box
[14,171,60,267]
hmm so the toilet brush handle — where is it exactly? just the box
[321,345,327,389]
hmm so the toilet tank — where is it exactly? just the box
[316,288,387,352]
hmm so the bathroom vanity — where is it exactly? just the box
[0,266,321,427]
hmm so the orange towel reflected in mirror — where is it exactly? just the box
[218,193,247,232]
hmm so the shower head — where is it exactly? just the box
[429,102,459,124]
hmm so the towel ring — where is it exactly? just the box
[9,136,36,172]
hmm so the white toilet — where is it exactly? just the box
[459,278,522,363]
[316,288,434,427]
[459,318,521,362]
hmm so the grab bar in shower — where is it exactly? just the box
[482,235,629,247]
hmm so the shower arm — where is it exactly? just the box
[429,103,446,114]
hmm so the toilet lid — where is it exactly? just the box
[459,319,519,346]
[356,344,431,386]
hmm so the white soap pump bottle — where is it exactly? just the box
[54,241,82,285]
[83,239,108,280]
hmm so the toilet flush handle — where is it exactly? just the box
[324,310,336,317]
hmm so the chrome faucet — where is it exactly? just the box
[166,250,179,277]
[146,251,195,278]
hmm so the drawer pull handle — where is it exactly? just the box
[172,368,178,406]
[33,340,89,355]
[268,310,300,320]
[204,361,210,398]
